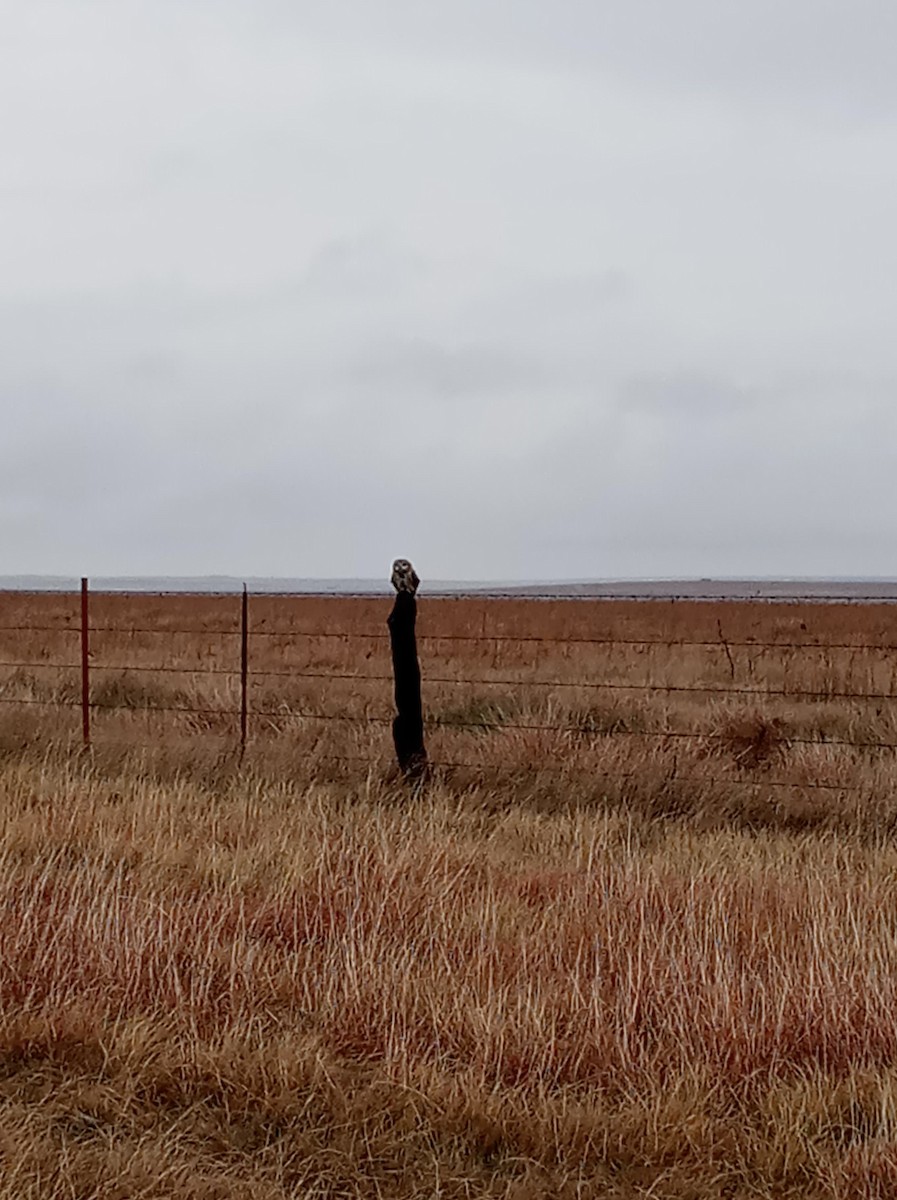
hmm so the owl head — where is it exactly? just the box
[391,558,420,595]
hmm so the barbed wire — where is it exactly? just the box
[89,626,239,637]
[33,730,873,796]
[247,628,897,651]
[6,620,897,654]
[241,666,897,705]
[0,625,80,635]
[242,709,897,752]
[4,657,897,707]
[7,656,897,707]
[0,661,239,676]
[2,692,897,756]
[60,624,897,651]
[4,601,897,785]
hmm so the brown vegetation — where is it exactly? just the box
[0,592,896,1195]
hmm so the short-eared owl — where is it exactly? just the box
[391,558,420,595]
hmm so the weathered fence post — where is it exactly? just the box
[387,558,427,779]
[80,577,90,749]
[240,583,249,753]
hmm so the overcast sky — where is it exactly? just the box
[3,1,897,581]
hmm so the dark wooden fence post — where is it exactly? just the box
[387,560,427,778]
[240,583,249,753]
[80,577,90,749]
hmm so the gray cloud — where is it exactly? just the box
[619,373,753,416]
[1,1,896,579]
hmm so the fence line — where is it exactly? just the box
[53,625,897,652]
[2,583,897,791]
[2,690,893,752]
[8,622,897,654]
[3,658,897,706]
[46,732,876,796]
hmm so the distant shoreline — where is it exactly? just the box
[3,577,897,603]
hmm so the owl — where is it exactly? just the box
[391,558,420,595]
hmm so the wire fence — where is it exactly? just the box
[1,581,897,795]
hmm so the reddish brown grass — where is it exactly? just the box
[4,591,897,817]
[0,593,895,1195]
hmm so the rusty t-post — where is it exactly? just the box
[240,583,249,753]
[80,577,90,749]
[387,558,427,779]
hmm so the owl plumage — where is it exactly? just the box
[391,558,420,595]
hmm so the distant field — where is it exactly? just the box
[1,593,897,1196]
[2,589,897,824]
[506,578,897,600]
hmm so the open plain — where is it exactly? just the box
[1,592,897,1196]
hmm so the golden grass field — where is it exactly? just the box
[2,591,897,1196]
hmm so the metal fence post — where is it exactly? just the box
[80,577,90,748]
[240,583,249,752]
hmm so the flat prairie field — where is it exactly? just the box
[2,593,897,1197]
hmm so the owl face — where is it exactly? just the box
[391,558,420,595]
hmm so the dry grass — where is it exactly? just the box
[0,592,897,1195]
[3,589,897,830]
